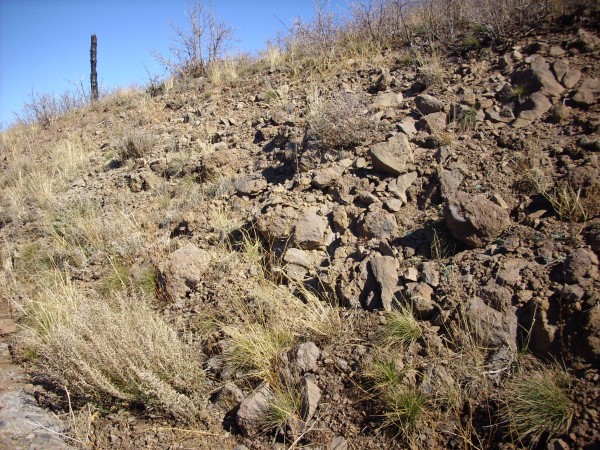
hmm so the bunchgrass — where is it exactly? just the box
[378,306,422,348]
[503,367,574,446]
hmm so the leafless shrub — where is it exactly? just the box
[154,0,235,78]
[16,90,86,128]
[115,130,156,161]
[307,91,377,150]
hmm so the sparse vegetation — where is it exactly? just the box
[114,129,156,161]
[306,90,376,150]
[503,367,574,446]
[1,1,598,448]
[21,272,204,424]
[378,307,422,348]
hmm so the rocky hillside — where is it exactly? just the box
[1,5,599,450]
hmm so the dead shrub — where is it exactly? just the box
[306,91,376,151]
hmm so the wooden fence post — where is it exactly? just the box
[90,34,99,101]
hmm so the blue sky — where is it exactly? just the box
[0,0,348,129]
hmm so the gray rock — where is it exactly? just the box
[236,383,273,437]
[329,436,348,450]
[296,342,320,372]
[415,94,444,114]
[301,376,321,422]
[294,214,328,250]
[159,244,211,301]
[513,92,552,127]
[420,262,440,288]
[372,92,403,109]
[444,191,511,248]
[397,116,417,137]
[361,208,398,240]
[438,169,463,198]
[552,59,581,89]
[465,296,518,349]
[572,28,600,52]
[416,111,447,134]
[370,255,399,311]
[212,383,244,413]
[234,174,267,196]
[369,133,414,176]
[284,248,312,269]
[572,78,600,107]
[384,198,403,212]
[388,171,418,205]
[514,55,564,98]
[479,282,513,312]
[405,282,435,319]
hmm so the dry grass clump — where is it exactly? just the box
[377,306,422,348]
[115,130,156,161]
[362,356,426,435]
[22,272,204,424]
[306,90,376,151]
[519,148,588,223]
[503,367,574,446]
[0,134,88,222]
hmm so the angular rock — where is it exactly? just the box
[514,56,564,98]
[284,248,312,269]
[384,198,403,212]
[294,214,328,250]
[236,384,273,437]
[329,436,348,450]
[295,342,320,373]
[552,59,581,89]
[159,244,211,301]
[415,94,444,114]
[444,191,511,248]
[581,305,600,363]
[479,282,513,312]
[234,174,267,196]
[416,111,447,134]
[513,92,552,127]
[212,383,244,413]
[372,92,403,109]
[572,78,600,107]
[438,169,463,198]
[562,248,592,284]
[312,167,341,188]
[405,282,435,319]
[257,206,298,241]
[388,171,418,205]
[361,208,398,240]
[369,134,413,176]
[420,262,440,288]
[370,255,399,311]
[301,376,321,422]
[465,296,518,349]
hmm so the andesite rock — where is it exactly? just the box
[444,191,510,248]
[369,133,414,176]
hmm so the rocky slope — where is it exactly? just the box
[1,12,599,450]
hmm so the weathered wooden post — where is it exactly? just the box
[90,34,99,101]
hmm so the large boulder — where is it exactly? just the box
[369,134,414,176]
[444,191,510,248]
[159,244,211,301]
